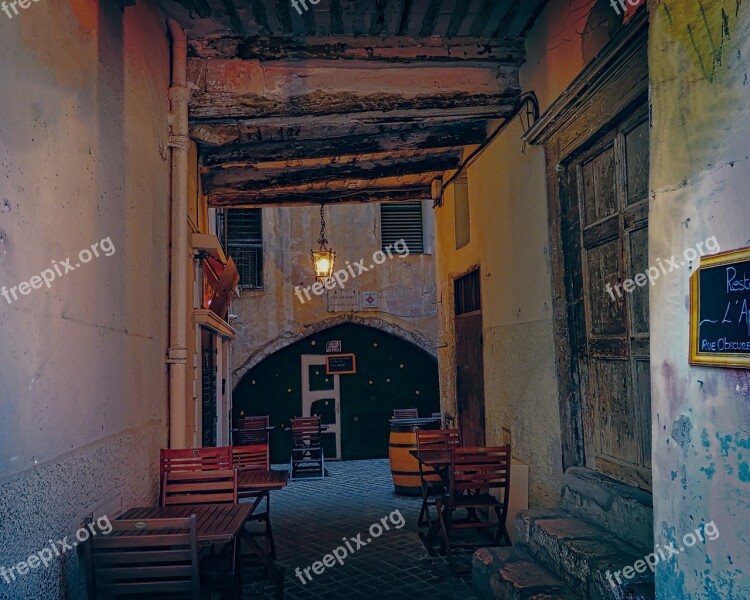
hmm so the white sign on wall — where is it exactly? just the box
[327,290,359,312]
[326,340,342,353]
[361,291,379,309]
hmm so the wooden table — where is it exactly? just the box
[236,470,288,598]
[410,449,453,552]
[238,469,289,493]
[119,504,252,544]
[410,449,451,485]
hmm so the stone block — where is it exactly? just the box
[559,468,652,551]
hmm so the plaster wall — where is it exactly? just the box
[231,202,437,386]
[434,0,609,507]
[648,1,750,597]
[0,2,170,596]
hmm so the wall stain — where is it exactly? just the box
[671,415,693,448]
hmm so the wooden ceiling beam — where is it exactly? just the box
[208,185,433,207]
[198,119,488,164]
[187,57,519,120]
[187,35,525,63]
[201,149,462,194]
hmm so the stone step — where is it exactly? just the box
[471,546,580,600]
[515,509,655,600]
[559,467,652,551]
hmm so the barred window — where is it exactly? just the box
[224,209,263,289]
[380,202,424,253]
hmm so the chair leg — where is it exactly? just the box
[436,502,452,560]
[493,505,511,546]
[418,496,428,527]
[266,495,277,560]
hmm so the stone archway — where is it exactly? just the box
[232,314,436,389]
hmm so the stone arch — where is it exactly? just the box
[232,314,436,388]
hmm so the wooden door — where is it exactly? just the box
[301,355,341,459]
[562,107,651,490]
[455,269,486,446]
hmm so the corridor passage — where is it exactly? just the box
[242,460,479,600]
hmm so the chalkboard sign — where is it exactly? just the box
[690,247,750,368]
[326,353,357,375]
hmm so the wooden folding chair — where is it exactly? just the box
[160,447,232,477]
[236,416,271,445]
[416,428,462,527]
[85,515,200,600]
[232,444,276,558]
[290,416,325,480]
[393,408,419,419]
[434,445,512,571]
[161,469,238,506]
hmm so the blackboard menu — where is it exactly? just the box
[690,247,750,368]
[326,353,357,375]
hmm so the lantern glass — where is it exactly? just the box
[312,249,335,279]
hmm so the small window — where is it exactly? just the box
[223,209,263,289]
[380,202,424,253]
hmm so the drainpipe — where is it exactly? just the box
[167,19,190,449]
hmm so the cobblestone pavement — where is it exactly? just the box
[240,459,480,600]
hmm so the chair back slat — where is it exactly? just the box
[160,447,231,477]
[417,428,462,451]
[85,516,199,600]
[450,446,511,494]
[393,408,419,419]
[161,469,238,506]
[237,416,270,445]
[291,416,322,448]
[232,444,270,471]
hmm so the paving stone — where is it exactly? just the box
[240,459,479,599]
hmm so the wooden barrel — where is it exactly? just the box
[388,417,441,496]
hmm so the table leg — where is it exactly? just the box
[239,527,285,599]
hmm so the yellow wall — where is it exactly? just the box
[435,0,614,505]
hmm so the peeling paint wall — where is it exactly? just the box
[434,0,613,507]
[231,202,437,387]
[0,1,170,596]
[649,0,750,597]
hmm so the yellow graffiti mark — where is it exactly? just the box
[659,0,744,82]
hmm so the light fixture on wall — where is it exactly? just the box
[311,204,335,280]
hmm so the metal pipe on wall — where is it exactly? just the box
[167,18,190,449]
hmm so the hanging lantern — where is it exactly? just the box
[311,204,335,280]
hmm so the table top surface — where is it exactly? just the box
[409,449,452,466]
[390,417,442,425]
[237,469,289,490]
[119,504,252,543]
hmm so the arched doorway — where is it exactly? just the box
[233,323,439,463]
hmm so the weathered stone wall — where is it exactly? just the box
[231,202,437,386]
[0,2,170,597]
[649,1,750,597]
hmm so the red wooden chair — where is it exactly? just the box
[161,469,238,506]
[85,515,200,600]
[393,408,419,419]
[160,447,232,477]
[434,445,512,571]
[290,416,325,480]
[416,428,462,527]
[236,416,270,445]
